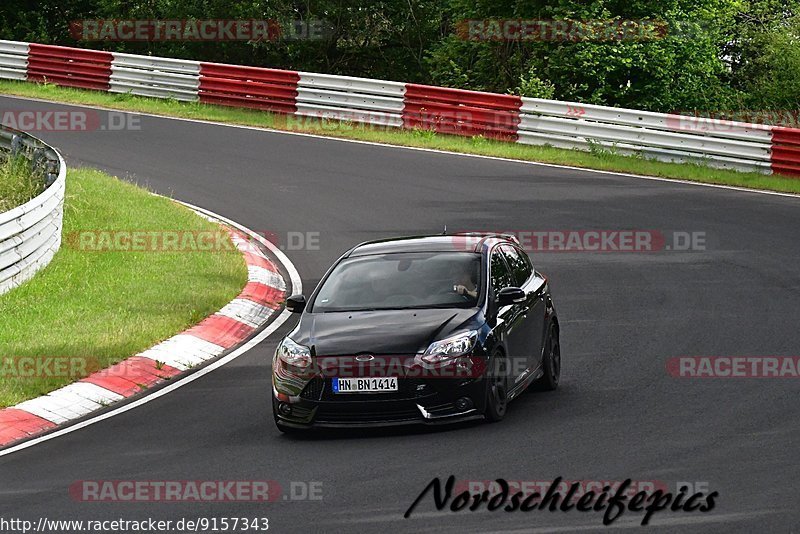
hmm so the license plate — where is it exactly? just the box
[332,377,398,393]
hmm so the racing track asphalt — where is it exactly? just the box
[0,96,798,533]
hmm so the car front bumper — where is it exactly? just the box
[274,375,487,428]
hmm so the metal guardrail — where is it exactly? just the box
[110,53,200,102]
[404,84,522,140]
[296,73,405,127]
[519,97,774,141]
[0,38,798,177]
[771,128,800,176]
[199,63,299,114]
[0,40,29,81]
[0,125,66,295]
[517,97,773,173]
[27,44,113,91]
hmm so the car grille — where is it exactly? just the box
[314,402,421,423]
[300,377,324,400]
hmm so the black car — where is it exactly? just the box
[271,233,560,431]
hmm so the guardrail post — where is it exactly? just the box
[10,134,22,156]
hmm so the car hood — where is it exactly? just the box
[292,308,481,356]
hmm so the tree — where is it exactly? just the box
[425,0,741,111]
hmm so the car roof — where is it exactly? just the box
[346,234,517,257]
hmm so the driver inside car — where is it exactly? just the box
[453,264,478,299]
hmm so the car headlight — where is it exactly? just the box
[276,337,312,369]
[421,330,478,364]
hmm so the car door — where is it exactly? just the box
[501,244,547,377]
[490,247,528,385]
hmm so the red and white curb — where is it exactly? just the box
[0,209,289,449]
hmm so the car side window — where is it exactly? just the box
[490,249,514,299]
[501,245,533,286]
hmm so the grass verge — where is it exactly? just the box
[0,167,247,407]
[0,154,45,213]
[0,80,798,194]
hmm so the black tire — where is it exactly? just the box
[534,322,561,391]
[484,350,509,422]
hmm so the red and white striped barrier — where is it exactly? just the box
[27,44,113,91]
[403,84,521,140]
[1,39,798,177]
[110,53,200,101]
[771,128,800,177]
[296,72,405,127]
[199,62,298,113]
[0,226,286,447]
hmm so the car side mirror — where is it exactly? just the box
[496,287,526,307]
[285,294,306,313]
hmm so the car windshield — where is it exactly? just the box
[312,252,482,312]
